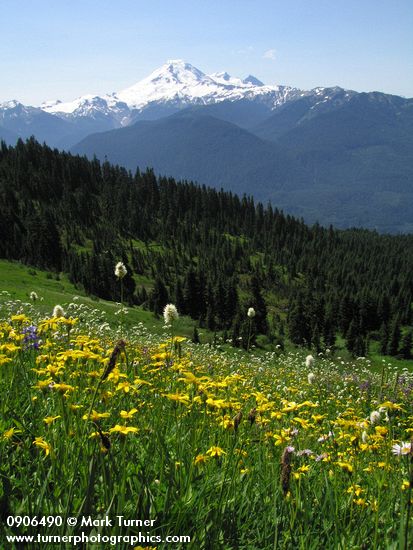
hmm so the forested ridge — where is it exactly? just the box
[1,138,413,356]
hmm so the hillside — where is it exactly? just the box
[0,259,215,342]
[1,139,413,360]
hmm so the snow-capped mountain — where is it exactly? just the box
[0,60,356,147]
[0,99,75,146]
[42,94,130,123]
[116,59,298,112]
[38,60,304,126]
[0,100,44,124]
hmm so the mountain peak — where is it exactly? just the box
[0,99,23,110]
[210,71,232,82]
[157,59,206,82]
[164,59,195,70]
[11,60,300,120]
[243,75,264,87]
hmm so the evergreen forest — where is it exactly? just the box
[1,138,413,358]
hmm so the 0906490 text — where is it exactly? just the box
[6,516,63,528]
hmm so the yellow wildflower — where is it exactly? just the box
[33,378,53,390]
[43,415,61,425]
[402,480,410,491]
[293,417,311,429]
[347,484,364,497]
[116,381,131,393]
[312,414,326,423]
[2,427,21,440]
[178,372,210,385]
[11,314,30,323]
[82,410,110,422]
[0,343,20,353]
[164,393,190,405]
[270,411,284,420]
[206,446,226,458]
[378,401,404,411]
[52,383,75,393]
[336,461,353,473]
[120,408,138,419]
[353,498,368,507]
[33,437,52,456]
[194,454,208,466]
[273,429,291,446]
[109,425,139,435]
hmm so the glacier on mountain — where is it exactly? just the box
[38,59,302,124]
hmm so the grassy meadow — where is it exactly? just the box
[1,267,413,549]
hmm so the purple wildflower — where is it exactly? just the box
[22,325,39,350]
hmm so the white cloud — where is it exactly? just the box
[263,49,276,61]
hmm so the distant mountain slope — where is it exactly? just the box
[0,101,76,148]
[73,92,413,233]
[258,93,413,232]
[0,125,19,145]
[251,87,356,141]
[275,92,413,152]
[172,99,274,129]
[72,110,293,196]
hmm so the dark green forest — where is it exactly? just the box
[1,138,413,357]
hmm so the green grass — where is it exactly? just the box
[130,238,165,253]
[0,260,198,339]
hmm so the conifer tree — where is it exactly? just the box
[388,317,401,356]
[192,326,200,344]
[379,322,389,355]
[250,275,268,335]
[150,278,169,316]
[400,331,412,359]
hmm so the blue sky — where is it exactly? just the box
[2,0,412,105]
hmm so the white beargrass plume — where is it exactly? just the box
[30,291,38,301]
[115,261,127,337]
[52,305,65,318]
[163,304,179,325]
[369,410,381,425]
[163,304,180,359]
[247,307,256,318]
[114,261,127,279]
[307,372,315,384]
[246,307,256,352]
[305,354,315,368]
